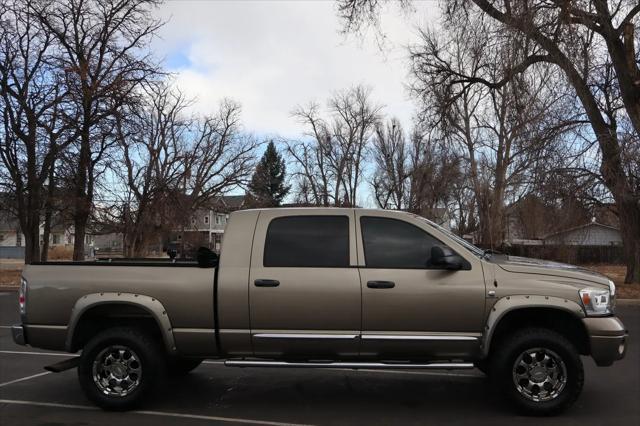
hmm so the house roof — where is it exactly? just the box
[542,221,620,240]
[210,195,246,211]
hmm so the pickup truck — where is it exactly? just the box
[12,208,627,415]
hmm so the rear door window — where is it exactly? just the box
[264,216,349,267]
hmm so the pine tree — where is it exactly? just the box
[247,141,290,207]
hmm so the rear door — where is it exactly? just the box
[249,209,361,359]
[356,210,486,360]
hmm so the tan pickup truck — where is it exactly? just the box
[12,208,627,415]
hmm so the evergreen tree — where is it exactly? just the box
[247,141,290,207]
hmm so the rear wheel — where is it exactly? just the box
[78,327,165,410]
[490,328,583,416]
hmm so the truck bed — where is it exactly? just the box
[21,262,218,355]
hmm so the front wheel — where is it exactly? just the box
[78,327,166,410]
[490,328,584,416]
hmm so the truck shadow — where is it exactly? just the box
[151,368,515,422]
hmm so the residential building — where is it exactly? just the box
[174,195,246,252]
[543,221,622,246]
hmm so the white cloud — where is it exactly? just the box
[153,0,439,138]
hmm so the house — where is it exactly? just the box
[174,195,246,252]
[0,211,23,247]
[542,220,622,246]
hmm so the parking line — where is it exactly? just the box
[0,399,315,426]
[0,372,51,388]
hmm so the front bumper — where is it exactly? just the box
[11,324,26,346]
[583,316,627,366]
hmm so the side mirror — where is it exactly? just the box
[429,246,468,271]
[196,247,218,268]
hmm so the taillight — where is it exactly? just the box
[19,277,27,316]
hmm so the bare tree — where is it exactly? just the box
[112,84,257,257]
[30,0,163,260]
[290,85,382,207]
[182,99,258,211]
[407,22,578,246]
[113,83,191,256]
[371,118,409,209]
[0,0,73,263]
[337,0,640,282]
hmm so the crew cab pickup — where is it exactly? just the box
[12,208,627,414]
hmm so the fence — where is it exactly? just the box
[0,246,25,259]
[500,244,624,265]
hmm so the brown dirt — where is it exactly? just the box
[581,264,640,299]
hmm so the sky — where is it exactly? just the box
[153,0,439,139]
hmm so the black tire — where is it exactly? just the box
[490,327,584,416]
[78,327,166,411]
[166,357,203,375]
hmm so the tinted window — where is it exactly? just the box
[264,216,349,267]
[361,216,442,269]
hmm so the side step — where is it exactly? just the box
[225,360,474,370]
[44,356,80,373]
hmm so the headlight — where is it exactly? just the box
[579,285,614,316]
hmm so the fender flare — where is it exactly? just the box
[481,294,585,357]
[65,292,176,354]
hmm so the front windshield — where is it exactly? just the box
[409,213,485,258]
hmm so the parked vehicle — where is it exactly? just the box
[12,208,627,414]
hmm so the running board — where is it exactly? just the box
[224,360,474,370]
[44,356,80,373]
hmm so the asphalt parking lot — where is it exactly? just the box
[0,292,638,426]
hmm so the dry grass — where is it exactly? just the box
[582,264,640,299]
[0,268,21,290]
[47,245,73,260]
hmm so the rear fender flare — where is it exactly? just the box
[65,292,176,354]
[481,294,585,357]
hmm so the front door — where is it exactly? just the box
[249,209,361,359]
[356,211,486,360]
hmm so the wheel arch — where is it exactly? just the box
[482,295,589,358]
[66,292,176,354]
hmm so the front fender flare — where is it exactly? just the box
[65,292,176,354]
[481,294,585,357]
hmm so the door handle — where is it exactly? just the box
[367,280,395,289]
[254,279,280,287]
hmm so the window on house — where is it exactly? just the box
[204,216,209,224]
[52,234,60,245]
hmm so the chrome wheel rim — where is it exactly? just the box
[92,345,142,397]
[512,347,567,402]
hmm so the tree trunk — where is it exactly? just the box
[73,215,88,261]
[41,207,52,262]
[72,127,91,261]
[40,163,55,262]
